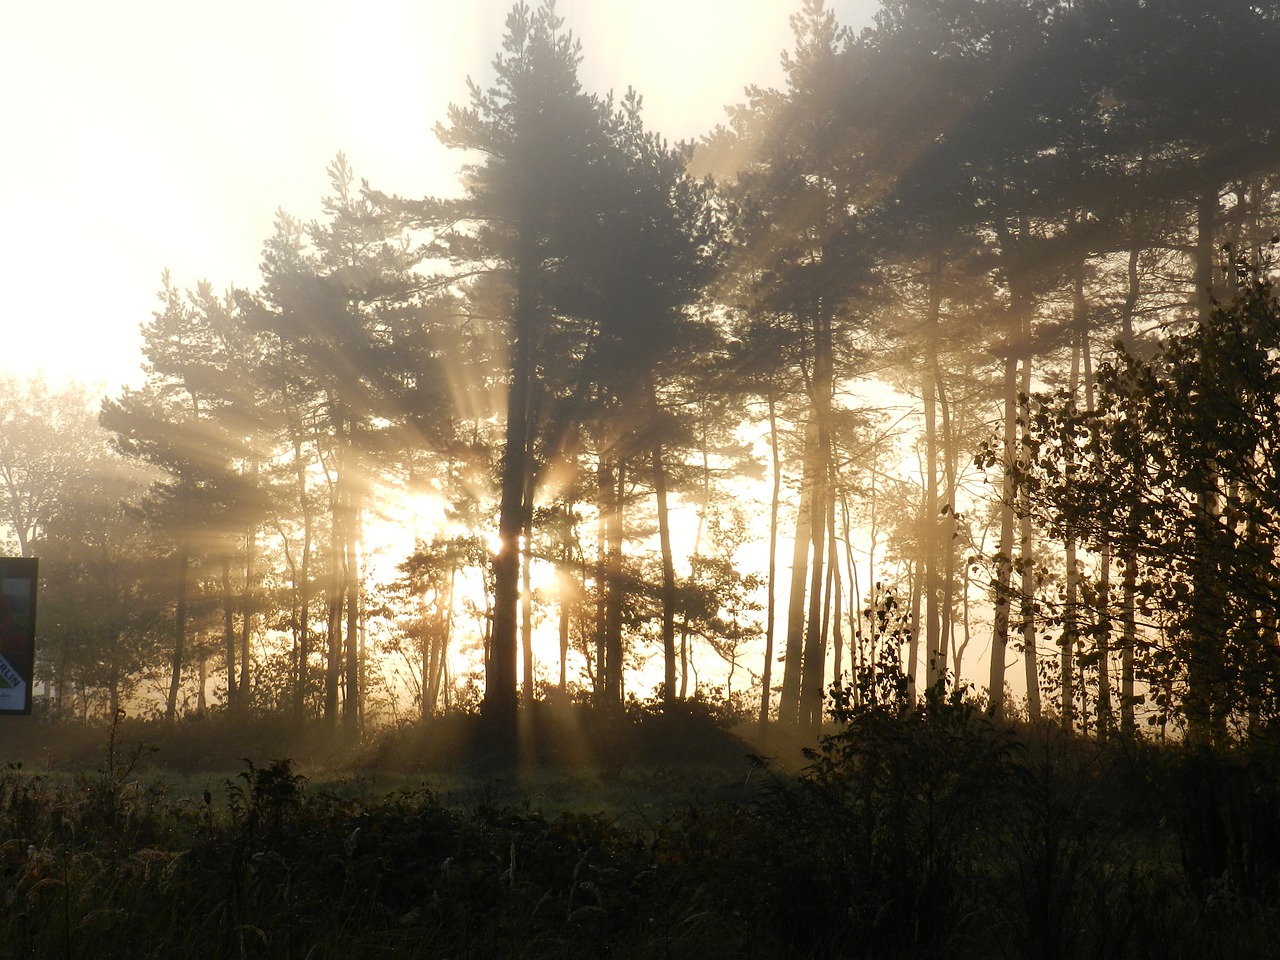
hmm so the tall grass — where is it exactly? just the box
[2,704,1280,958]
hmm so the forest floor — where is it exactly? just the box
[1,703,813,824]
[3,704,1279,958]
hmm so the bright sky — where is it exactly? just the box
[1,0,878,396]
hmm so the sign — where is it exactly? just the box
[0,558,38,715]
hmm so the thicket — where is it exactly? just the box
[3,700,1280,959]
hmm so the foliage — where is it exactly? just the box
[1021,256,1280,741]
[14,0,1280,742]
[3,709,1280,958]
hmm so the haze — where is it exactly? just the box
[0,0,877,390]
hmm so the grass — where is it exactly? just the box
[3,703,1280,958]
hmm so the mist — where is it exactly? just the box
[5,1,1280,955]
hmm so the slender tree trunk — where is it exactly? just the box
[325,570,341,729]
[1019,353,1040,721]
[239,447,258,701]
[196,654,207,715]
[653,444,678,707]
[221,556,237,708]
[1186,186,1226,746]
[779,422,815,725]
[841,491,863,701]
[800,295,835,728]
[989,348,1018,721]
[557,503,575,693]
[604,461,626,707]
[799,444,830,730]
[166,548,189,722]
[1081,328,1112,738]
[421,609,435,723]
[55,637,68,722]
[907,558,922,702]
[521,507,535,704]
[760,390,782,728]
[680,409,714,699]
[339,405,362,736]
[108,633,122,722]
[1117,244,1142,737]
[1119,530,1137,736]
[343,508,361,734]
[830,519,844,687]
[291,423,314,721]
[558,577,571,692]
[426,559,456,716]
[923,257,944,692]
[324,405,346,730]
[1062,325,1083,733]
[594,461,609,700]
[865,467,888,699]
[357,538,368,731]
[240,531,255,703]
[839,491,870,701]
[297,537,311,719]
[937,357,958,685]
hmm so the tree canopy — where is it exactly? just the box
[6,0,1280,744]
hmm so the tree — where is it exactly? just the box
[0,376,102,558]
[705,0,874,728]
[36,454,166,719]
[254,154,428,733]
[102,273,258,721]
[1025,255,1280,742]
[0,378,164,717]
[415,2,617,723]
[552,89,724,709]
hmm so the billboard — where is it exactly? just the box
[0,558,38,715]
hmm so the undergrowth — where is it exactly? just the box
[2,700,1280,958]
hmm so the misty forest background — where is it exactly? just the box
[6,0,1280,749]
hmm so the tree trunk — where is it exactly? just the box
[221,555,237,708]
[907,558,921,705]
[556,503,575,693]
[108,632,122,722]
[324,405,346,730]
[840,491,863,700]
[521,506,535,704]
[239,443,258,703]
[937,349,959,688]
[290,421,314,721]
[425,558,456,717]
[679,409,714,699]
[1186,186,1226,747]
[760,390,782,728]
[923,257,945,693]
[989,348,1018,721]
[488,227,538,724]
[780,419,816,725]
[1019,353,1040,721]
[653,444,678,707]
[1117,243,1141,737]
[324,543,342,729]
[830,518,844,688]
[604,461,626,707]
[1062,325,1083,733]
[594,462,608,700]
[166,548,189,722]
[343,508,361,734]
[798,443,831,730]
[239,521,256,704]
[1082,327,1112,738]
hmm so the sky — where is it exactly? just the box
[1,0,879,396]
